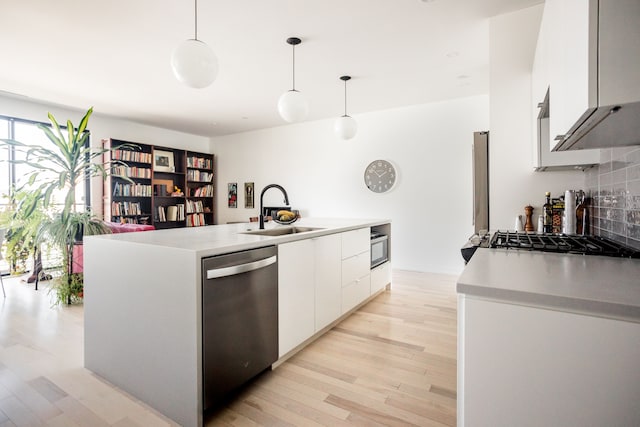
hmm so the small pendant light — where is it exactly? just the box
[171,0,218,88]
[278,37,309,123]
[334,75,357,139]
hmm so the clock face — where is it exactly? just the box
[364,160,396,193]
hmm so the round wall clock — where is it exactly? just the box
[364,160,397,193]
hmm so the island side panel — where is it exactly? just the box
[460,296,640,426]
[84,237,201,427]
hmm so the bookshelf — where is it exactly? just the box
[103,139,214,228]
[185,151,214,227]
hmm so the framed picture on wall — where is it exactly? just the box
[228,183,237,208]
[154,150,175,172]
[244,182,254,208]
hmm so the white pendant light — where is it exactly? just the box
[334,75,358,139]
[278,37,308,123]
[171,0,218,88]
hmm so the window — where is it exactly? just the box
[1,114,91,273]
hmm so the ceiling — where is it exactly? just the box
[0,0,542,137]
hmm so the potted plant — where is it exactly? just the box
[1,107,122,303]
[0,189,51,277]
[43,210,110,304]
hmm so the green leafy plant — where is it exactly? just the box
[2,107,108,221]
[1,107,122,304]
[0,189,50,274]
[50,271,84,305]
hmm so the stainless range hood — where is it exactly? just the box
[554,101,640,151]
[553,0,640,151]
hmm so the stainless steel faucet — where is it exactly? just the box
[259,184,290,229]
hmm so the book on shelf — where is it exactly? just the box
[186,170,213,182]
[113,182,152,197]
[189,184,213,197]
[111,201,142,216]
[187,156,212,169]
[156,206,166,222]
[161,204,185,222]
[113,149,152,164]
[185,199,206,214]
[187,213,206,227]
[112,165,151,179]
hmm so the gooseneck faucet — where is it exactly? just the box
[259,184,290,229]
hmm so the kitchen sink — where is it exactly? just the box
[241,226,324,236]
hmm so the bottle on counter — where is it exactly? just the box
[543,192,553,233]
[576,190,586,235]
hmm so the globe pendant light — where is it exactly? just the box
[171,0,218,88]
[334,75,357,139]
[278,37,308,123]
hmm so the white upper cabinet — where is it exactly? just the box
[547,0,640,151]
[531,0,600,170]
[547,0,596,146]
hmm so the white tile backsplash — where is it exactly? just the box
[586,146,640,249]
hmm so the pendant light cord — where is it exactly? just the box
[194,0,198,40]
[292,44,296,91]
[344,79,348,116]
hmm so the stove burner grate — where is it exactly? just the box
[489,231,639,258]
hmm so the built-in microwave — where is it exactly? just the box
[370,232,388,269]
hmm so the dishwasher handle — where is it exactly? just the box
[206,255,277,280]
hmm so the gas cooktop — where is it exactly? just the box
[489,231,640,258]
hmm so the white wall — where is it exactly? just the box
[489,5,586,229]
[211,95,489,275]
[0,95,210,216]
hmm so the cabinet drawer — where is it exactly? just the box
[370,262,391,294]
[342,228,370,259]
[341,275,371,314]
[342,252,370,286]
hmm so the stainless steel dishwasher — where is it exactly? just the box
[201,245,278,410]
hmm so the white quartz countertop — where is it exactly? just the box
[85,218,389,258]
[457,248,640,322]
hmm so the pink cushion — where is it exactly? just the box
[107,223,155,233]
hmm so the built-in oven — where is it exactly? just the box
[371,232,388,268]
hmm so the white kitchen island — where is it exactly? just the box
[457,248,640,427]
[83,218,391,427]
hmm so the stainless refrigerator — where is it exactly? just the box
[472,131,489,234]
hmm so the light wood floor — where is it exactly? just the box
[0,270,458,427]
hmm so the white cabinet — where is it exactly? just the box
[547,0,595,145]
[341,228,371,314]
[278,227,379,356]
[538,0,640,152]
[278,239,315,357]
[370,262,391,294]
[530,0,600,170]
[278,233,343,357]
[458,295,640,426]
[314,234,342,331]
